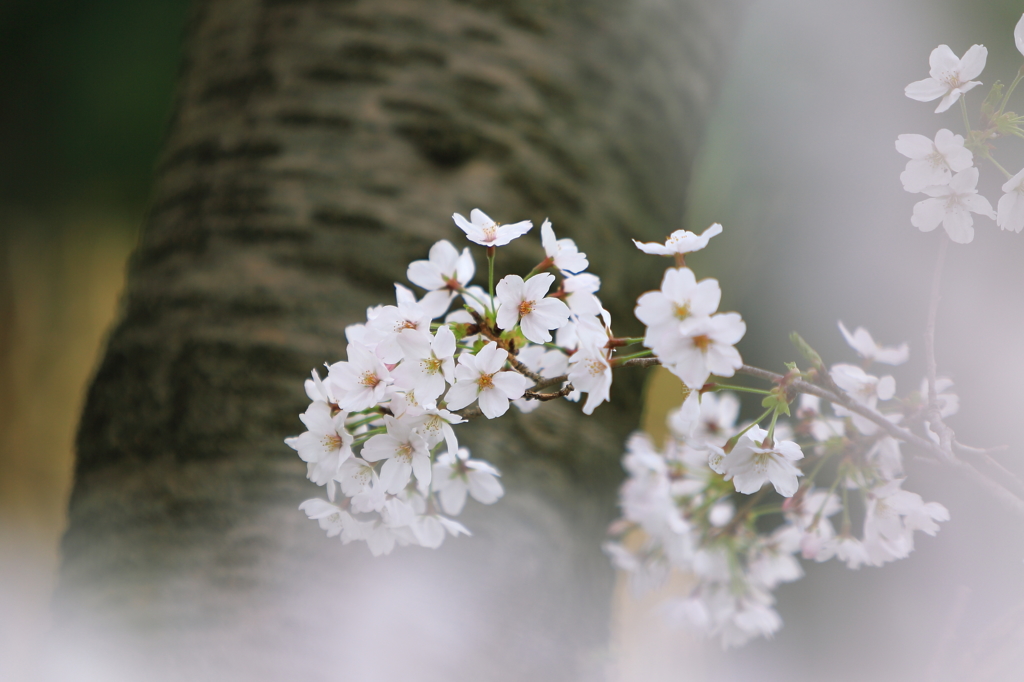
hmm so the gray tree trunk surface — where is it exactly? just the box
[55,1,739,679]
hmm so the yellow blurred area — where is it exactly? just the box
[609,368,707,682]
[0,213,135,681]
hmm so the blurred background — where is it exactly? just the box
[1,1,1022,681]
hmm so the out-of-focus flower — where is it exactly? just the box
[911,167,994,244]
[895,129,972,193]
[905,44,987,113]
[838,321,909,366]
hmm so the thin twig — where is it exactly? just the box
[612,358,1024,516]
[925,234,955,459]
[506,354,544,384]
[524,383,576,401]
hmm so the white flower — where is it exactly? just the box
[407,404,464,457]
[831,363,895,406]
[567,338,613,415]
[367,286,434,363]
[895,129,973,193]
[494,273,570,344]
[327,343,393,411]
[997,167,1024,233]
[407,239,474,291]
[452,208,532,247]
[911,167,994,244]
[716,426,804,497]
[562,273,603,317]
[905,44,987,113]
[360,415,431,494]
[708,500,734,527]
[412,514,471,549]
[867,436,904,480]
[677,391,740,448]
[632,222,723,255]
[657,312,746,390]
[862,479,949,565]
[338,457,380,507]
[432,447,504,516]
[391,326,456,403]
[444,342,530,418]
[838,321,909,366]
[299,499,361,542]
[818,535,872,569]
[540,219,588,273]
[285,400,353,490]
[406,239,475,314]
[1016,13,1024,57]
[635,267,721,348]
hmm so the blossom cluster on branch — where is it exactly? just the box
[901,17,1024,241]
[283,15,1024,651]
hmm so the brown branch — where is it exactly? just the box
[524,383,576,401]
[611,356,1024,517]
[506,354,544,385]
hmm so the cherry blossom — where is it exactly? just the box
[406,239,475,313]
[540,219,589,274]
[444,342,530,418]
[656,312,746,389]
[567,337,613,415]
[327,343,392,411]
[1016,13,1024,57]
[360,415,431,494]
[562,273,603,317]
[838,321,909,366]
[671,391,740,448]
[905,44,987,113]
[284,401,353,491]
[432,447,504,516]
[895,128,973,193]
[911,167,994,243]
[412,514,470,549]
[391,326,456,403]
[713,426,804,497]
[635,267,721,348]
[494,273,570,344]
[997,167,1024,233]
[632,222,723,255]
[453,208,532,247]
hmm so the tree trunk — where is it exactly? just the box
[55,1,740,679]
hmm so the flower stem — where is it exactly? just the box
[706,383,772,396]
[611,349,654,364]
[984,152,1013,180]
[960,96,972,134]
[998,69,1024,116]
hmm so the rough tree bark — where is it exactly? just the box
[55,1,741,680]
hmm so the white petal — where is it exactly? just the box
[942,207,975,244]
[958,44,987,81]
[905,78,946,102]
[478,388,510,419]
[911,198,945,232]
[894,133,934,160]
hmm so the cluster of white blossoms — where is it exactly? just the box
[900,16,1024,242]
[283,18,1024,646]
[605,320,949,648]
[287,209,624,554]
[287,204,957,647]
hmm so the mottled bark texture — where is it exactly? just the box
[56,1,740,680]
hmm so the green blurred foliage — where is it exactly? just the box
[0,0,189,215]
